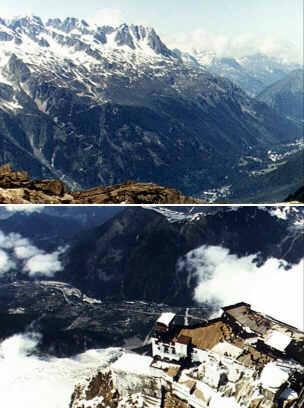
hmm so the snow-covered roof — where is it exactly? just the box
[212,341,243,359]
[264,331,292,352]
[157,312,176,327]
[111,353,159,377]
[194,378,216,402]
[194,378,241,407]
[210,395,241,408]
[260,363,290,390]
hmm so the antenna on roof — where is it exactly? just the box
[184,308,189,327]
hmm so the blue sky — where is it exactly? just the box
[0,0,302,61]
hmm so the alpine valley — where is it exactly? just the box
[0,205,303,354]
[0,206,303,407]
[0,16,303,203]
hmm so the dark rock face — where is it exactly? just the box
[0,205,122,251]
[286,186,304,203]
[61,207,304,305]
[70,371,121,408]
[0,83,14,100]
[0,31,14,41]
[8,54,31,82]
[0,212,83,251]
[115,24,136,49]
[0,17,301,202]
[258,69,304,121]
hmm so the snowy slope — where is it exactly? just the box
[0,15,179,106]
[0,331,122,408]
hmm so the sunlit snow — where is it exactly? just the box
[0,332,122,408]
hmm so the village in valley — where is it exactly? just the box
[107,303,304,408]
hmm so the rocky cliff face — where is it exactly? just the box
[70,370,210,408]
[0,164,202,204]
[70,371,122,408]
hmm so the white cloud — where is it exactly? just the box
[177,245,304,330]
[14,244,42,260]
[5,205,44,214]
[24,252,63,278]
[0,230,65,278]
[0,332,121,408]
[165,29,302,64]
[0,249,15,275]
[0,333,41,361]
[88,8,124,27]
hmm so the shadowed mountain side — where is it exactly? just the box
[60,207,303,305]
[286,186,304,203]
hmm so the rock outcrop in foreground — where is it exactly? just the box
[0,165,202,204]
[71,369,213,408]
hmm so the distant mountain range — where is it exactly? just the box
[0,16,302,202]
[258,69,303,122]
[187,51,301,96]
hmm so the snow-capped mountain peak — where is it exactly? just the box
[0,15,181,108]
[195,51,301,95]
[46,17,90,33]
[0,16,174,58]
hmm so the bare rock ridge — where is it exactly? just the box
[0,163,71,204]
[0,164,202,204]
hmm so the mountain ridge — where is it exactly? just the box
[0,16,301,201]
[257,69,304,121]
[189,51,301,95]
[59,206,303,305]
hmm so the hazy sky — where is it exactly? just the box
[0,0,302,61]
